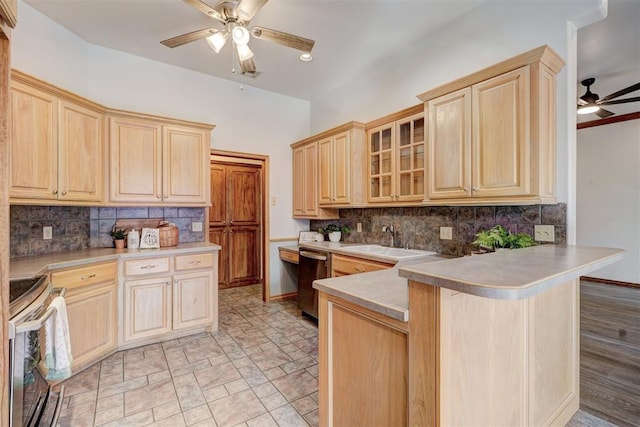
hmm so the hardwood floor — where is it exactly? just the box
[579,280,640,427]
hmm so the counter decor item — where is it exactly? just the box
[322,224,351,243]
[127,229,140,249]
[110,228,127,249]
[139,228,160,249]
[158,223,179,247]
[472,225,535,252]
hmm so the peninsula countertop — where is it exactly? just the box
[399,245,624,300]
[10,242,221,280]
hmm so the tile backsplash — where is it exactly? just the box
[311,204,567,257]
[10,206,206,258]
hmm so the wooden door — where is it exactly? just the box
[65,282,117,371]
[163,125,209,204]
[395,113,425,202]
[332,131,350,204]
[427,87,472,199]
[109,116,162,203]
[209,164,227,227]
[318,136,333,205]
[123,276,172,342]
[9,81,58,200]
[472,66,530,197]
[229,165,260,225]
[228,226,260,286]
[58,100,104,202]
[173,270,216,330]
[209,228,228,287]
[367,124,395,202]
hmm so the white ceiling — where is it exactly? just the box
[577,0,640,121]
[22,0,485,101]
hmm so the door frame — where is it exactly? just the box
[209,149,270,302]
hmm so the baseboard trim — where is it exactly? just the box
[580,276,640,290]
[270,292,298,301]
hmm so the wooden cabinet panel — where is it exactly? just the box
[228,226,260,286]
[9,82,58,200]
[229,165,260,225]
[209,164,227,226]
[292,146,307,216]
[209,228,228,286]
[331,253,393,277]
[51,262,117,291]
[124,256,171,276]
[66,283,117,371]
[472,67,529,197]
[175,252,215,271]
[173,270,217,330]
[0,0,17,28]
[318,136,333,205]
[292,142,335,218]
[427,88,471,199]
[332,131,350,204]
[163,125,209,204]
[58,100,104,202]
[123,276,172,342]
[109,116,163,203]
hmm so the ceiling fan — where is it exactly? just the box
[577,78,640,118]
[160,0,315,77]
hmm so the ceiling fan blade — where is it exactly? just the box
[599,96,640,106]
[237,0,268,23]
[251,26,315,52]
[161,27,218,48]
[595,108,615,119]
[240,57,257,75]
[183,0,226,23]
[597,82,640,103]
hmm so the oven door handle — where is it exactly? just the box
[299,250,327,261]
[14,288,67,335]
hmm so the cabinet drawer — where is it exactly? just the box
[175,252,215,271]
[331,254,393,277]
[124,257,171,276]
[51,262,117,290]
[279,249,299,264]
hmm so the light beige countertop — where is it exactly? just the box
[313,255,449,322]
[10,242,221,280]
[399,245,624,300]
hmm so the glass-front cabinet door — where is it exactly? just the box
[368,124,394,202]
[396,113,425,202]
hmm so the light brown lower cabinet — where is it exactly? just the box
[51,262,118,373]
[319,278,580,426]
[330,253,393,277]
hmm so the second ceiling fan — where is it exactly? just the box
[161,0,315,76]
[577,78,640,118]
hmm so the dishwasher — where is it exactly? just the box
[297,249,330,320]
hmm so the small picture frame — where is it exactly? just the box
[139,228,160,249]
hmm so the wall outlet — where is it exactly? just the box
[440,226,453,240]
[534,225,555,242]
[191,222,203,232]
[271,196,277,206]
[356,222,362,233]
[43,226,52,240]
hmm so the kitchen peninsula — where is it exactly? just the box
[314,245,623,427]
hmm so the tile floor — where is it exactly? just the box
[54,283,612,427]
[55,284,319,426]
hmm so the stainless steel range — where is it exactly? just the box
[8,276,66,427]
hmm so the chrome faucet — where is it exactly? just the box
[385,225,396,247]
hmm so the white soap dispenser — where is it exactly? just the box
[127,229,140,249]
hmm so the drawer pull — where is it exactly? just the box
[141,265,157,270]
[81,274,97,280]
[189,260,202,265]
[355,267,365,272]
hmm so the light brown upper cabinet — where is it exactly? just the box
[367,106,425,203]
[292,141,337,218]
[0,0,17,28]
[109,112,212,206]
[419,45,564,204]
[9,72,104,204]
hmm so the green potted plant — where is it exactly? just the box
[472,225,535,252]
[322,224,351,242]
[110,228,127,249]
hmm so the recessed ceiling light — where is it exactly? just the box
[299,53,313,62]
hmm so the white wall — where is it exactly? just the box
[11,1,310,241]
[577,119,640,283]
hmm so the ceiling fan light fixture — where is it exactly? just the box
[206,31,228,54]
[231,26,250,46]
[236,44,254,61]
[299,53,313,62]
[577,104,600,115]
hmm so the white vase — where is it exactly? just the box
[328,231,341,242]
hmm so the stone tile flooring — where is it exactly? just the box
[54,283,614,426]
[55,284,319,426]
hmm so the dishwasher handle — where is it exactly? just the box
[299,250,328,261]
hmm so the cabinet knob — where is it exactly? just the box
[61,191,67,196]
[52,190,58,195]
[166,281,171,286]
[355,267,365,272]
[463,187,469,193]
[164,194,168,199]
[472,186,478,193]
[156,194,162,199]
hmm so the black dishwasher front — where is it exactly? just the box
[297,250,330,320]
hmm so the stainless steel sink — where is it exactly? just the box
[341,245,436,260]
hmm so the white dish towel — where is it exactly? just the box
[44,296,73,381]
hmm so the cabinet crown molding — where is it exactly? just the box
[291,121,365,148]
[416,45,565,102]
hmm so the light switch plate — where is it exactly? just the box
[43,226,52,240]
[440,226,453,240]
[534,225,555,242]
[356,223,362,233]
[192,222,203,232]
